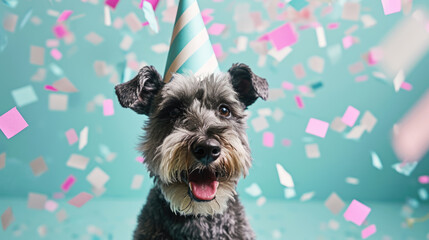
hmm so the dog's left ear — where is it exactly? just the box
[115,65,163,115]
[228,63,269,107]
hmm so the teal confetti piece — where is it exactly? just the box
[142,1,159,34]
[371,151,383,170]
[11,85,38,107]
[392,162,418,176]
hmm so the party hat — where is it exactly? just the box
[163,0,220,82]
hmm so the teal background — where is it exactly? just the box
[1,0,429,239]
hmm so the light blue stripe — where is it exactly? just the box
[164,14,205,74]
[173,0,196,23]
[177,39,213,74]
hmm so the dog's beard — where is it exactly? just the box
[147,128,251,216]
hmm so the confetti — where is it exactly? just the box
[325,192,345,215]
[346,177,359,185]
[401,82,413,91]
[371,151,383,170]
[343,199,371,226]
[308,56,325,73]
[0,152,5,169]
[30,46,45,65]
[276,163,294,188]
[52,77,78,92]
[56,209,67,222]
[103,99,114,116]
[61,175,76,192]
[79,126,89,150]
[341,106,360,127]
[37,225,47,237]
[392,162,418,176]
[136,156,144,163]
[65,128,78,145]
[381,0,401,15]
[345,125,366,140]
[300,192,315,202]
[393,69,405,92]
[52,24,68,39]
[66,154,89,170]
[272,108,283,122]
[11,85,38,107]
[418,188,428,200]
[289,0,308,11]
[44,200,58,212]
[85,32,104,45]
[330,117,347,133]
[315,26,326,48]
[360,111,377,133]
[256,196,266,206]
[105,0,120,9]
[151,43,169,53]
[87,167,110,188]
[120,35,133,51]
[124,13,143,33]
[361,15,377,28]
[245,183,262,197]
[251,116,269,132]
[264,23,298,50]
[263,132,274,147]
[342,36,354,49]
[362,224,377,239]
[419,176,429,184]
[131,174,144,190]
[305,118,329,138]
[50,48,62,60]
[342,2,360,21]
[57,10,73,22]
[28,193,47,209]
[0,107,28,139]
[49,93,68,111]
[305,143,320,159]
[284,188,296,199]
[3,13,18,32]
[68,192,93,208]
[1,207,14,230]
[267,46,292,62]
[30,156,48,176]
[293,63,306,79]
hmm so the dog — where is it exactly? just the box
[115,63,268,240]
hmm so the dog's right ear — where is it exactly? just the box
[115,65,163,115]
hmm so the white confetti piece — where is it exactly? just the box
[305,143,320,159]
[276,163,294,188]
[300,191,315,202]
[87,167,110,188]
[49,93,68,111]
[104,6,111,26]
[418,188,428,200]
[125,12,143,33]
[28,193,47,209]
[342,2,360,21]
[94,61,109,77]
[66,154,89,170]
[330,117,347,133]
[316,26,327,48]
[245,183,262,197]
[3,13,18,32]
[30,156,48,176]
[257,108,272,117]
[256,196,266,206]
[52,77,78,92]
[284,188,296,199]
[31,68,46,82]
[345,125,366,140]
[393,69,405,92]
[361,14,377,28]
[151,43,169,53]
[79,126,89,150]
[272,108,284,122]
[131,174,144,190]
[346,177,359,185]
[371,151,383,170]
[325,192,345,215]
[120,35,133,51]
[267,89,285,101]
[360,111,377,133]
[392,162,418,176]
[85,32,104,45]
[268,46,292,62]
[251,116,269,132]
[30,46,45,66]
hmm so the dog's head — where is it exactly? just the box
[115,63,268,216]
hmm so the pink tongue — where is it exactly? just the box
[190,181,219,201]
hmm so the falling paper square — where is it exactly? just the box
[345,125,366,140]
[66,154,89,170]
[61,175,76,192]
[346,177,359,185]
[120,35,133,51]
[418,188,428,200]
[49,94,68,111]
[284,188,296,199]
[305,143,320,158]
[125,13,143,32]
[361,224,376,239]
[343,36,354,49]
[419,175,429,184]
[65,129,78,146]
[3,14,18,32]
[308,56,325,73]
[305,118,329,138]
[315,26,327,48]
[105,0,120,9]
[30,156,48,176]
[103,99,114,116]
[342,2,360,21]
[37,225,47,237]
[0,153,5,169]
[245,183,262,197]
[85,32,104,45]
[11,85,38,107]
[94,61,109,77]
[263,132,274,147]
[57,10,73,22]
[28,193,47,209]
[343,200,371,226]
[341,106,360,127]
[361,15,377,28]
[268,47,292,62]
[272,108,284,122]
[208,23,226,35]
[31,68,46,82]
[360,111,377,132]
[266,23,298,50]
[68,192,93,208]
[0,107,28,139]
[251,116,269,132]
[52,77,78,93]
[392,162,418,176]
[30,46,45,65]
[300,192,315,202]
[79,126,89,150]
[44,200,58,212]
[371,151,383,170]
[1,207,14,230]
[381,0,401,15]
[87,167,110,188]
[325,192,345,215]
[330,117,347,133]
[131,174,144,190]
[276,163,294,188]
[293,64,306,79]
[56,209,67,222]
[50,48,62,60]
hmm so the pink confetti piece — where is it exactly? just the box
[298,85,311,94]
[265,23,298,50]
[50,48,62,60]
[341,106,360,127]
[293,64,306,79]
[419,175,429,184]
[53,192,65,199]
[103,99,114,116]
[139,0,160,9]
[201,9,214,25]
[343,199,371,226]
[381,0,401,15]
[282,139,291,146]
[361,224,377,239]
[400,82,413,91]
[61,175,76,192]
[263,132,274,147]
[355,75,368,82]
[1,207,14,231]
[44,85,58,91]
[0,107,28,139]
[212,43,223,58]
[305,118,329,138]
[136,156,145,163]
[295,95,304,108]
[282,81,295,90]
[68,192,93,208]
[208,23,226,35]
[46,39,59,48]
[105,0,120,9]
[53,24,68,39]
[368,48,383,65]
[65,128,78,145]
[327,23,339,29]
[342,36,354,49]
[57,10,73,22]
[44,200,58,212]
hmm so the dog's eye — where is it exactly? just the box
[169,107,181,118]
[218,105,231,118]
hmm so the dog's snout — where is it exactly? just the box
[192,139,221,164]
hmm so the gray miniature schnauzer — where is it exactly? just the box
[115,63,268,240]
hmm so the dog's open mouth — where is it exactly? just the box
[188,168,219,202]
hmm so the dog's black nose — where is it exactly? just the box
[192,139,221,164]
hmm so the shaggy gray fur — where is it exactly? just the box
[115,63,268,240]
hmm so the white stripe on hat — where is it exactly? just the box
[170,1,199,43]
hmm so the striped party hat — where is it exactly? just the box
[163,0,220,83]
